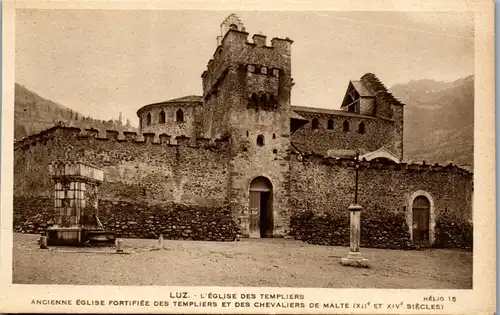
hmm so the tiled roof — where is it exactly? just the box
[350,80,375,97]
[291,105,393,121]
[137,95,203,116]
[164,95,203,103]
[360,73,404,106]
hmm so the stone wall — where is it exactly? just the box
[289,154,473,250]
[14,126,231,207]
[14,196,238,241]
[291,109,399,157]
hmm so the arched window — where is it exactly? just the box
[159,110,166,124]
[251,93,258,108]
[312,118,319,130]
[269,95,277,108]
[176,109,184,122]
[257,134,265,146]
[229,24,238,30]
[327,119,334,130]
[260,94,268,108]
[343,120,350,132]
[358,122,365,134]
[146,113,152,126]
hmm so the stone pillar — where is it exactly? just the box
[341,204,369,267]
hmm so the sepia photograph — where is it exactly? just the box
[1,0,495,314]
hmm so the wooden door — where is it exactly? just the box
[412,196,430,245]
[249,191,261,238]
[260,192,273,238]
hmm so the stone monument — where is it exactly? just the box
[341,150,369,267]
[46,161,115,246]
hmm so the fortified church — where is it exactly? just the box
[14,14,473,249]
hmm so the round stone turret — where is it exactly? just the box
[136,95,202,138]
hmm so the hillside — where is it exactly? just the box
[14,83,137,140]
[390,75,474,169]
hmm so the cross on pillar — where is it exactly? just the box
[341,149,369,267]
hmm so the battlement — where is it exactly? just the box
[293,151,473,177]
[14,125,229,151]
[202,30,292,81]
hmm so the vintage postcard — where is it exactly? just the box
[0,0,495,314]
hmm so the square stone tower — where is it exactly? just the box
[201,15,294,238]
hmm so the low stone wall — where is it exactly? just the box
[290,209,413,250]
[13,196,239,242]
[433,218,473,251]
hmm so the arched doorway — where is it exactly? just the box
[249,177,273,238]
[412,196,431,245]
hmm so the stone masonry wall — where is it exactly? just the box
[291,110,398,157]
[14,196,238,241]
[138,103,203,139]
[14,126,231,207]
[289,155,473,250]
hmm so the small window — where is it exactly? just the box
[257,135,265,146]
[146,113,152,126]
[260,94,268,107]
[159,110,166,124]
[269,94,277,107]
[312,118,319,130]
[343,120,350,132]
[327,119,334,130]
[358,122,365,134]
[250,93,258,107]
[246,131,249,137]
[176,109,184,122]
[229,24,238,30]
[273,149,277,154]
[272,133,276,139]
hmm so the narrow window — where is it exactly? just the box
[269,94,277,108]
[327,119,334,130]
[257,135,265,146]
[272,133,276,139]
[250,93,258,108]
[246,131,249,137]
[146,113,151,126]
[358,122,365,134]
[159,110,166,124]
[176,109,184,122]
[312,118,319,130]
[343,120,350,132]
[260,94,268,108]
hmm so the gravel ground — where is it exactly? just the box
[12,233,472,288]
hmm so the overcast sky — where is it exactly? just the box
[15,10,474,126]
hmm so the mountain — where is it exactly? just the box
[14,83,137,140]
[390,75,474,169]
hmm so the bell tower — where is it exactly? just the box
[201,14,294,238]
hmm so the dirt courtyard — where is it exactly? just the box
[12,233,472,288]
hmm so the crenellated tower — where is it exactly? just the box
[201,14,294,238]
